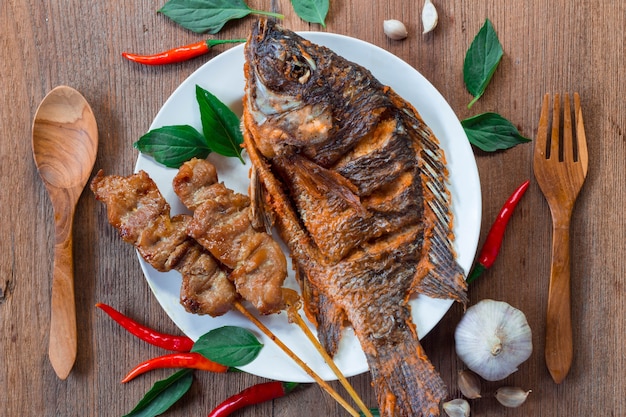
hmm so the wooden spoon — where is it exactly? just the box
[32,86,98,379]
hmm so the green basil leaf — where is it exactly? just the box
[359,409,380,417]
[159,0,283,34]
[464,19,503,108]
[195,85,245,163]
[461,112,531,152]
[191,326,263,367]
[123,369,193,417]
[290,0,329,27]
[134,125,210,168]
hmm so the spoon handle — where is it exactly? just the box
[48,206,78,380]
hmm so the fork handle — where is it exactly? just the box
[545,214,574,384]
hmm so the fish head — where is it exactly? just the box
[246,19,318,96]
[244,20,333,159]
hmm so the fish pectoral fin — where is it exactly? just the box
[249,167,274,233]
[275,154,370,261]
[280,153,363,212]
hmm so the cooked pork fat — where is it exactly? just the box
[173,158,288,315]
[91,170,236,317]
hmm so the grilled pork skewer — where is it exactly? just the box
[172,158,287,315]
[91,170,236,317]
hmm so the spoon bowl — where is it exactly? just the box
[32,86,98,379]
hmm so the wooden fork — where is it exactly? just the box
[533,93,588,384]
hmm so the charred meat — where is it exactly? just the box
[172,158,288,315]
[91,170,236,317]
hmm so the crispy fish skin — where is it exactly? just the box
[91,170,237,317]
[242,20,467,417]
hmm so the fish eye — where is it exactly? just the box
[284,57,312,84]
[254,42,317,89]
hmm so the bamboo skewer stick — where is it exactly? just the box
[233,301,361,417]
[287,308,374,417]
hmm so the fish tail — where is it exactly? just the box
[365,330,446,417]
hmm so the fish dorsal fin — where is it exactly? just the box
[388,92,468,304]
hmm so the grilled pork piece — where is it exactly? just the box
[242,20,467,417]
[172,158,287,315]
[91,170,236,317]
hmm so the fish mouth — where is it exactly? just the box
[247,19,278,61]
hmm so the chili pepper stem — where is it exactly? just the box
[206,39,247,48]
[466,263,486,284]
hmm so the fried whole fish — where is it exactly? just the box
[242,20,468,417]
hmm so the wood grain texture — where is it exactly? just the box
[1,0,625,416]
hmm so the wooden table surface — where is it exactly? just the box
[2,0,625,416]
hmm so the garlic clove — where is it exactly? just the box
[442,398,470,417]
[458,369,482,399]
[454,299,533,381]
[422,0,439,34]
[495,387,531,408]
[383,19,408,40]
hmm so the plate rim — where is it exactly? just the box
[134,31,482,382]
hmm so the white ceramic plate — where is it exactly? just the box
[135,32,482,382]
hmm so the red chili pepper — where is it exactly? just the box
[122,39,246,66]
[208,381,300,417]
[96,302,194,352]
[121,352,228,383]
[466,180,530,284]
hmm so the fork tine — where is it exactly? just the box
[550,93,561,160]
[535,93,550,157]
[562,93,573,162]
[574,93,589,173]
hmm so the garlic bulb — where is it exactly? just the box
[422,0,439,34]
[383,19,408,40]
[495,387,531,408]
[454,299,532,381]
[442,399,470,417]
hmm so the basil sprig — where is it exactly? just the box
[159,0,284,34]
[135,85,244,167]
[291,0,329,27]
[464,19,503,109]
[462,112,531,152]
